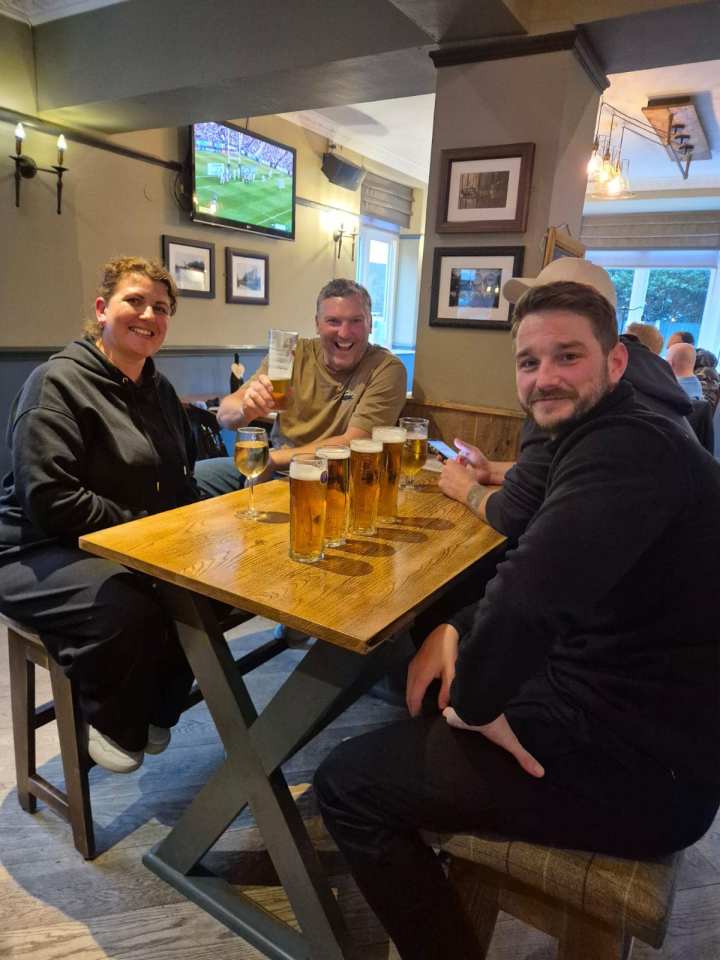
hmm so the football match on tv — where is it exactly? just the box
[192,121,295,236]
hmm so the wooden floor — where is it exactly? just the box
[1,619,719,960]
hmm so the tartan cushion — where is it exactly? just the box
[425,831,682,948]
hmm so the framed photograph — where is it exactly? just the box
[225,249,269,305]
[436,143,534,234]
[542,226,586,266]
[162,235,215,298]
[429,246,524,330]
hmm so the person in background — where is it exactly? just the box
[695,348,720,411]
[667,329,695,348]
[667,342,703,400]
[314,281,720,960]
[194,278,406,495]
[0,257,199,774]
[625,321,663,354]
[439,260,693,540]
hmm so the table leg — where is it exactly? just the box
[146,590,399,960]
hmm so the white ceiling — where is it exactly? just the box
[285,59,720,213]
[0,0,125,24]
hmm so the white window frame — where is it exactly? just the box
[588,249,720,351]
[356,225,399,350]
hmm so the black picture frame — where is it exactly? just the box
[225,248,270,305]
[429,246,524,330]
[436,143,535,234]
[161,234,215,299]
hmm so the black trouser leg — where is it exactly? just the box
[0,546,193,751]
[314,714,720,960]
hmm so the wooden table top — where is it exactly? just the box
[79,476,505,654]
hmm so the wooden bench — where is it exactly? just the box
[428,830,683,959]
[3,609,285,859]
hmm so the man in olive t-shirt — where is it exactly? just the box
[194,279,406,494]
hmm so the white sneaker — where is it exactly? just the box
[87,727,144,773]
[145,725,171,755]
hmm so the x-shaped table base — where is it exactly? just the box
[143,586,402,960]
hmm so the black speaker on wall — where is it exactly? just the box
[321,152,366,191]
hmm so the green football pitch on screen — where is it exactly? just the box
[194,150,293,233]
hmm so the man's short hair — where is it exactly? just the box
[316,279,372,317]
[625,322,663,355]
[511,281,618,355]
[668,330,695,347]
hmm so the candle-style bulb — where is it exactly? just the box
[57,134,67,166]
[14,122,25,155]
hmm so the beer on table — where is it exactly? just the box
[234,426,269,520]
[316,446,350,547]
[399,416,429,490]
[372,426,406,522]
[349,438,383,536]
[268,328,298,411]
[289,454,328,563]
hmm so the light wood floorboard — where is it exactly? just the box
[1,622,718,960]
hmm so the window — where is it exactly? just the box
[356,226,398,349]
[590,251,720,351]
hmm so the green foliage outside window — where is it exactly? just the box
[644,269,710,345]
[607,269,634,330]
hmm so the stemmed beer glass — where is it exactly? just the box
[234,426,269,519]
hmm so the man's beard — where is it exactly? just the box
[522,371,611,434]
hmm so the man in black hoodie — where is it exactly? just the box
[314,281,720,960]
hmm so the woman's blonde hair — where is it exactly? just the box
[84,256,178,339]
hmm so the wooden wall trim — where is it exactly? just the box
[410,397,524,420]
[403,398,524,461]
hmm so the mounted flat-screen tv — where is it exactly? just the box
[190,121,296,240]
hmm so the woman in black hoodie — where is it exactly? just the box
[0,256,200,772]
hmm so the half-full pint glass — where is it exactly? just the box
[349,438,382,536]
[289,454,328,563]
[399,416,429,488]
[372,426,406,522]
[316,446,350,546]
[268,329,298,411]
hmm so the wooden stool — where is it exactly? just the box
[3,607,283,861]
[3,614,96,859]
[429,831,683,959]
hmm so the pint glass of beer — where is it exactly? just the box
[349,438,383,536]
[289,454,328,563]
[268,329,298,411]
[316,446,350,546]
[372,426,406,522]
[399,417,429,489]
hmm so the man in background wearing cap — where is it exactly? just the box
[439,259,694,538]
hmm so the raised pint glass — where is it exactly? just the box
[349,438,382,536]
[316,446,350,546]
[399,416,429,487]
[289,454,328,563]
[372,426,406,522]
[268,329,298,411]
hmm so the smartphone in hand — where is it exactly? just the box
[428,440,458,462]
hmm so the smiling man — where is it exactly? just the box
[196,279,405,491]
[314,281,720,960]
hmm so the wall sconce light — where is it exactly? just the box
[10,123,69,215]
[333,222,357,260]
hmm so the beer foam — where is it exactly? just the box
[372,427,407,443]
[350,439,383,453]
[290,461,325,481]
[316,446,350,459]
